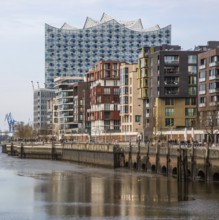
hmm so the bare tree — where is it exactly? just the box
[199,108,219,145]
[14,122,37,141]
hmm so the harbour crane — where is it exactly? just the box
[5,112,16,132]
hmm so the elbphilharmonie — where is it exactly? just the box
[45,13,171,88]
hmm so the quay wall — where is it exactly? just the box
[62,143,121,168]
[2,142,219,181]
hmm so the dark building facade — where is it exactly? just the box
[138,45,200,138]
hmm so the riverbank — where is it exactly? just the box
[1,145,219,220]
[2,141,219,182]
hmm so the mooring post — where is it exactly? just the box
[166,141,170,177]
[10,142,14,156]
[51,140,55,160]
[205,144,210,182]
[145,142,150,172]
[128,139,132,169]
[20,143,24,158]
[183,149,188,182]
[137,136,141,170]
[177,143,182,182]
[156,142,160,173]
[191,141,195,181]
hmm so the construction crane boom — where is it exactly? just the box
[5,112,16,132]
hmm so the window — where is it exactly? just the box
[200,58,205,66]
[114,120,120,130]
[121,106,128,114]
[114,88,119,95]
[164,55,179,64]
[165,118,174,127]
[114,95,120,103]
[188,66,197,74]
[140,69,146,77]
[199,84,206,93]
[199,71,206,80]
[104,120,110,130]
[165,98,174,105]
[188,86,197,95]
[185,118,193,127]
[135,115,141,122]
[185,108,196,116]
[103,95,110,103]
[104,104,110,110]
[121,96,128,104]
[191,97,196,105]
[130,115,132,122]
[209,82,219,90]
[97,96,101,103]
[188,76,196,85]
[199,97,206,104]
[164,66,179,74]
[164,76,178,85]
[165,108,174,116]
[113,63,117,69]
[140,58,145,68]
[209,69,219,77]
[121,87,128,95]
[188,55,197,64]
[165,88,178,95]
[104,63,110,70]
[104,88,110,94]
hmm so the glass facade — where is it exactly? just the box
[45,14,171,88]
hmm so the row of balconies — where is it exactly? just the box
[87,112,120,121]
[199,75,219,82]
[88,104,119,112]
[199,62,219,70]
[164,60,179,65]
[199,102,219,108]
[198,89,219,95]
[164,81,178,85]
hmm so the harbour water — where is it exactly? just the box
[1,146,219,220]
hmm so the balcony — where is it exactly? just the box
[164,91,178,95]
[199,103,206,107]
[209,75,219,80]
[199,77,206,82]
[164,60,179,65]
[164,81,178,86]
[209,61,219,67]
[210,102,217,106]
[199,64,206,70]
[199,90,206,95]
[209,88,219,93]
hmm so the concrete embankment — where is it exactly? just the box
[1,142,122,168]
[2,142,219,182]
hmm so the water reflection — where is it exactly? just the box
[1,147,219,219]
[32,171,201,219]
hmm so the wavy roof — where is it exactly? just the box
[61,22,78,30]
[59,13,162,32]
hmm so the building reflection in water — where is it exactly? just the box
[33,170,219,219]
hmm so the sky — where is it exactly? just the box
[0,0,219,131]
